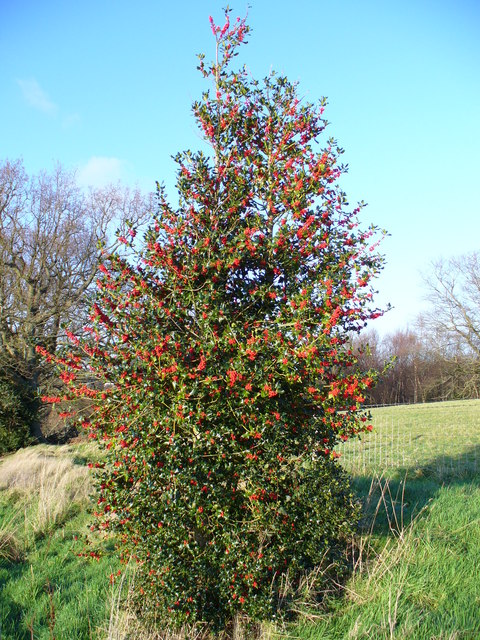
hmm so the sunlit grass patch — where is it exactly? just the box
[337,399,480,478]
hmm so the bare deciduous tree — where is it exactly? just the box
[421,252,480,357]
[415,258,480,401]
[418,253,480,398]
[352,326,468,405]
[353,258,480,405]
[0,158,152,396]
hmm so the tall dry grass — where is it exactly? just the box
[0,504,24,562]
[0,444,92,538]
[103,563,275,640]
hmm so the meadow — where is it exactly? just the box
[299,399,480,639]
[0,399,479,639]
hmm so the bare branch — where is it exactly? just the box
[0,158,152,386]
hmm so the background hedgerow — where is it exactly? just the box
[41,9,386,632]
[0,368,36,455]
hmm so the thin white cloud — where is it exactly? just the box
[77,156,126,187]
[17,78,58,115]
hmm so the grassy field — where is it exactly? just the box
[297,399,480,639]
[0,444,121,639]
[0,400,479,639]
[338,399,480,478]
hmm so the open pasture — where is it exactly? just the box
[337,399,480,478]
[302,399,480,639]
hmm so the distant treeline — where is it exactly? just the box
[354,327,480,406]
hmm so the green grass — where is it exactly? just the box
[338,399,480,478]
[0,401,479,639]
[290,399,480,640]
[0,445,120,639]
[0,513,119,639]
[293,481,480,639]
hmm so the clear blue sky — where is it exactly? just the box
[1,0,479,335]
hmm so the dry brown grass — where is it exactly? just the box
[103,566,274,640]
[0,506,24,562]
[0,444,92,537]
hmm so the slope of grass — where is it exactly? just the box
[0,445,120,639]
[293,478,480,639]
[0,401,479,638]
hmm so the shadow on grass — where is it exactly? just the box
[0,564,34,640]
[293,443,480,628]
[350,442,480,541]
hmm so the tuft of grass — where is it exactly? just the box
[0,506,24,563]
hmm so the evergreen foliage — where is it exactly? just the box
[40,9,386,631]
